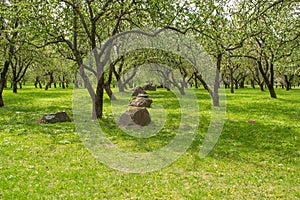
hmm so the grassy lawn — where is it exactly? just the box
[0,85,299,199]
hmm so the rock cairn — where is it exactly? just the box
[119,87,153,128]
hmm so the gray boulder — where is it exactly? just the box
[129,97,153,108]
[119,107,151,127]
[132,86,147,96]
[143,83,156,91]
[40,111,71,124]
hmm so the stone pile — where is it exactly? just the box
[119,86,153,128]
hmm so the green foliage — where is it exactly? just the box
[0,86,299,199]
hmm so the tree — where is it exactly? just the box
[8,33,43,93]
[231,0,300,98]
[32,0,182,119]
[185,0,252,106]
[0,0,20,106]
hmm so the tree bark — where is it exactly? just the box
[104,64,117,100]
[194,74,198,89]
[104,84,116,100]
[178,85,186,95]
[259,83,264,91]
[284,75,293,91]
[118,82,125,92]
[213,54,222,106]
[251,80,255,89]
[196,74,214,100]
[45,72,54,90]
[230,68,234,94]
[0,95,4,107]
[0,61,10,107]
[13,80,18,93]
[95,75,104,119]
[61,76,66,89]
[257,61,276,98]
[170,74,185,95]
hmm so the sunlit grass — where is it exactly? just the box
[0,85,299,199]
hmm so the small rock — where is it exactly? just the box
[40,112,71,124]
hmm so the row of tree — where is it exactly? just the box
[0,0,299,118]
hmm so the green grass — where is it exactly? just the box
[0,85,299,199]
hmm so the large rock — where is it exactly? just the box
[129,96,153,108]
[132,86,147,96]
[143,83,156,91]
[119,107,151,127]
[40,111,71,124]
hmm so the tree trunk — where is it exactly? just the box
[235,82,239,90]
[172,81,185,95]
[213,54,222,106]
[196,74,214,100]
[104,84,116,100]
[194,74,198,89]
[268,62,277,98]
[257,61,276,98]
[95,75,104,119]
[74,80,79,88]
[4,78,7,88]
[0,61,10,107]
[62,76,66,89]
[229,68,234,93]
[13,80,18,93]
[251,80,255,89]
[118,82,125,92]
[268,86,277,98]
[259,83,264,91]
[240,79,245,88]
[0,94,4,107]
[45,72,54,90]
[104,64,117,100]
[284,75,293,91]
[230,84,234,94]
[35,76,41,88]
[179,86,185,95]
[0,86,4,107]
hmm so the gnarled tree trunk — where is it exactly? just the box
[0,61,10,107]
[257,61,276,98]
[45,72,54,90]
